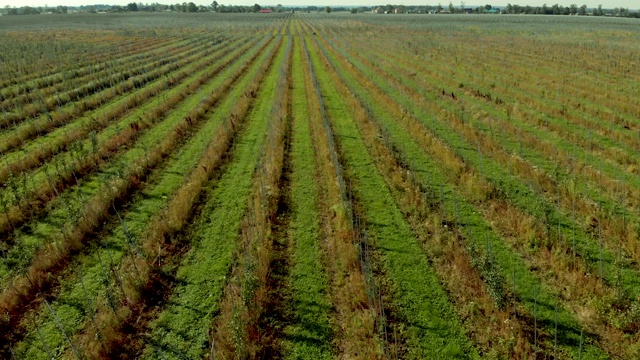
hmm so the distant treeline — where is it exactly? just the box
[2,2,639,18]
[3,5,69,15]
[2,3,341,15]
[366,3,639,17]
[498,3,636,17]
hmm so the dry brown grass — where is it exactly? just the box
[0,36,251,239]
[74,36,282,359]
[314,30,639,359]
[0,36,265,351]
[308,29,534,358]
[212,37,290,359]
[296,27,382,359]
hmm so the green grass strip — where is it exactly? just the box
[0,37,260,286]
[281,37,333,359]
[12,36,275,360]
[316,34,608,359]
[0,36,217,160]
[307,36,478,360]
[140,40,286,360]
[0,36,246,206]
[329,36,640,301]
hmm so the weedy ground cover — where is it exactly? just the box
[2,12,639,359]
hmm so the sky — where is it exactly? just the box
[1,0,638,10]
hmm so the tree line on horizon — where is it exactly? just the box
[366,3,637,17]
[2,2,639,17]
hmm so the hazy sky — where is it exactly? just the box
[1,0,638,10]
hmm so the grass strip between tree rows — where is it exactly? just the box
[0,32,275,355]
[280,34,333,359]
[307,34,479,359]
[0,34,258,285]
[8,31,278,360]
[138,35,286,360]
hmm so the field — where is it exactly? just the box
[1,11,640,359]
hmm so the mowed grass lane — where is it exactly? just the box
[280,34,333,359]
[0,29,278,356]
[306,29,479,359]
[140,36,287,360]
[11,30,281,360]
[299,27,387,356]
[0,34,261,286]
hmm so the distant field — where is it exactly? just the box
[1,12,639,359]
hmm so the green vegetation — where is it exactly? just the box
[311,36,606,357]
[141,37,285,360]
[2,12,639,359]
[282,36,332,358]
[12,32,274,360]
[307,32,478,359]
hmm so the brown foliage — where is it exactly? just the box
[315,27,639,358]
[75,35,282,359]
[212,36,291,359]
[0,36,252,240]
[297,31,382,358]
[0,36,265,352]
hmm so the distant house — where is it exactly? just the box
[259,9,272,13]
[372,7,384,14]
